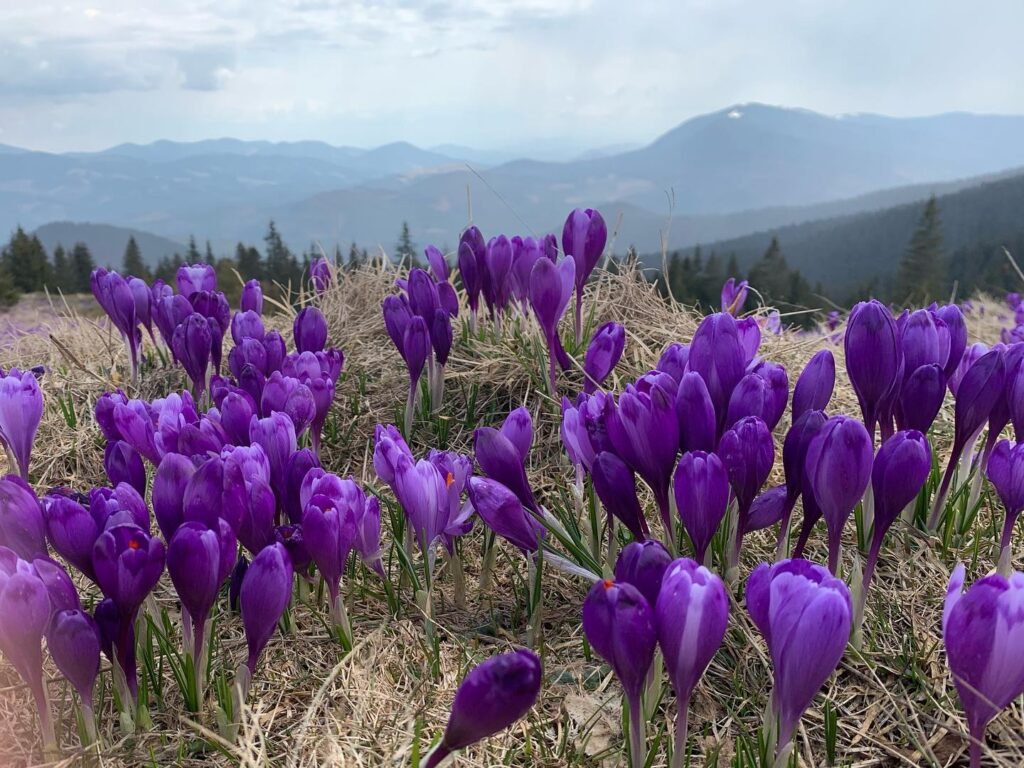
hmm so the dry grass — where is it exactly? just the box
[0,265,1021,767]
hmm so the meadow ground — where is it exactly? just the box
[0,265,1021,767]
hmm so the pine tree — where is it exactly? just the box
[205,241,215,263]
[122,236,149,280]
[0,262,17,308]
[186,236,201,263]
[395,222,417,267]
[1,228,52,293]
[264,221,299,294]
[69,242,95,293]
[52,245,70,292]
[235,243,262,281]
[896,196,944,305]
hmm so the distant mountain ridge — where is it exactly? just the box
[32,222,186,268]
[5,103,1024,264]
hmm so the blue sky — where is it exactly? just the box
[2,0,1023,153]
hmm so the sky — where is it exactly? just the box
[2,0,1024,154]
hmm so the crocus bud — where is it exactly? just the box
[614,540,671,608]
[293,307,328,354]
[240,279,263,314]
[674,450,730,563]
[726,372,773,431]
[583,322,625,394]
[561,397,597,474]
[582,578,656,737]
[457,227,484,316]
[746,559,851,760]
[424,245,449,283]
[720,278,748,315]
[240,542,293,675]
[173,313,213,398]
[250,412,298,495]
[792,349,835,421]
[717,416,774,568]
[302,490,359,604]
[897,363,946,433]
[48,608,101,709]
[607,381,678,533]
[845,299,900,436]
[92,524,165,621]
[152,452,196,540]
[466,477,545,553]
[220,391,257,446]
[657,343,689,385]
[0,550,54,746]
[0,368,43,480]
[0,475,46,560]
[95,390,128,441]
[935,304,967,378]
[474,426,537,512]
[591,452,649,542]
[31,557,79,623]
[176,263,216,297]
[688,313,746,433]
[424,649,542,768]
[167,522,230,647]
[403,316,431,386]
[282,449,320,525]
[104,440,147,496]
[310,257,332,294]
[430,308,453,368]
[42,492,101,581]
[231,310,265,346]
[804,415,873,574]
[862,430,931,597]
[778,410,827,552]
[676,372,716,453]
[943,564,1024,768]
[562,208,607,342]
[656,558,728,761]
[987,440,1024,570]
[183,455,248,533]
[529,256,576,392]
[753,361,789,430]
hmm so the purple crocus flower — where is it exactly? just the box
[394,454,449,556]
[173,312,213,400]
[928,348,1005,530]
[250,412,298,498]
[467,477,545,553]
[510,236,544,312]
[152,452,197,540]
[582,578,656,768]
[860,430,930,612]
[986,440,1024,574]
[657,343,689,385]
[104,440,147,495]
[167,521,235,673]
[92,523,165,704]
[474,420,537,513]
[676,372,716,453]
[562,208,607,344]
[746,559,851,761]
[402,316,431,435]
[529,255,576,393]
[423,649,542,768]
[241,279,263,315]
[943,565,1024,768]
[583,321,625,394]
[42,492,104,581]
[91,268,142,382]
[777,410,827,555]
[240,542,293,677]
[0,549,56,749]
[897,363,946,433]
[302,490,359,629]
[673,451,730,564]
[0,368,43,480]
[614,540,671,608]
[720,278,748,315]
[183,455,248,534]
[688,313,746,435]
[273,524,311,573]
[717,416,774,572]
[845,299,900,439]
[32,556,79,621]
[483,235,513,320]
[294,307,328,354]
[176,263,216,297]
[656,558,729,767]
[261,372,316,436]
[936,303,968,378]
[128,276,155,344]
[804,415,873,574]
[592,451,649,542]
[458,227,485,328]
[607,380,679,535]
[0,475,47,560]
[560,396,597,488]
[310,257,332,294]
[792,349,835,421]
[48,608,102,722]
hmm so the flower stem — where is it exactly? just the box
[671,698,689,768]
[628,694,645,768]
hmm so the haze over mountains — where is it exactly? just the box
[4,103,1024,271]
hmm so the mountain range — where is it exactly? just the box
[4,103,1024,278]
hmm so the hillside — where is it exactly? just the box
[32,222,186,268]
[677,169,1024,297]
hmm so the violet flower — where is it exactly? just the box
[562,208,607,344]
[104,440,147,495]
[176,263,216,297]
[656,558,729,768]
[583,321,625,394]
[592,451,649,542]
[173,312,213,400]
[48,608,101,740]
[310,257,332,294]
[241,279,263,314]
[467,477,545,554]
[302,488,359,639]
[614,540,671,608]
[582,578,656,768]
[676,371,717,453]
[240,542,293,680]
[791,349,835,421]
[943,564,1024,768]
[717,416,774,574]
[804,415,873,574]
[673,450,730,564]
[844,299,900,439]
[986,439,1024,574]
[423,649,542,768]
[688,312,746,435]
[91,268,142,382]
[458,226,485,331]
[720,277,749,315]
[746,559,851,762]
[529,255,575,394]
[0,475,47,560]
[0,368,43,480]
[294,307,328,354]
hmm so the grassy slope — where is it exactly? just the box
[0,268,1020,767]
